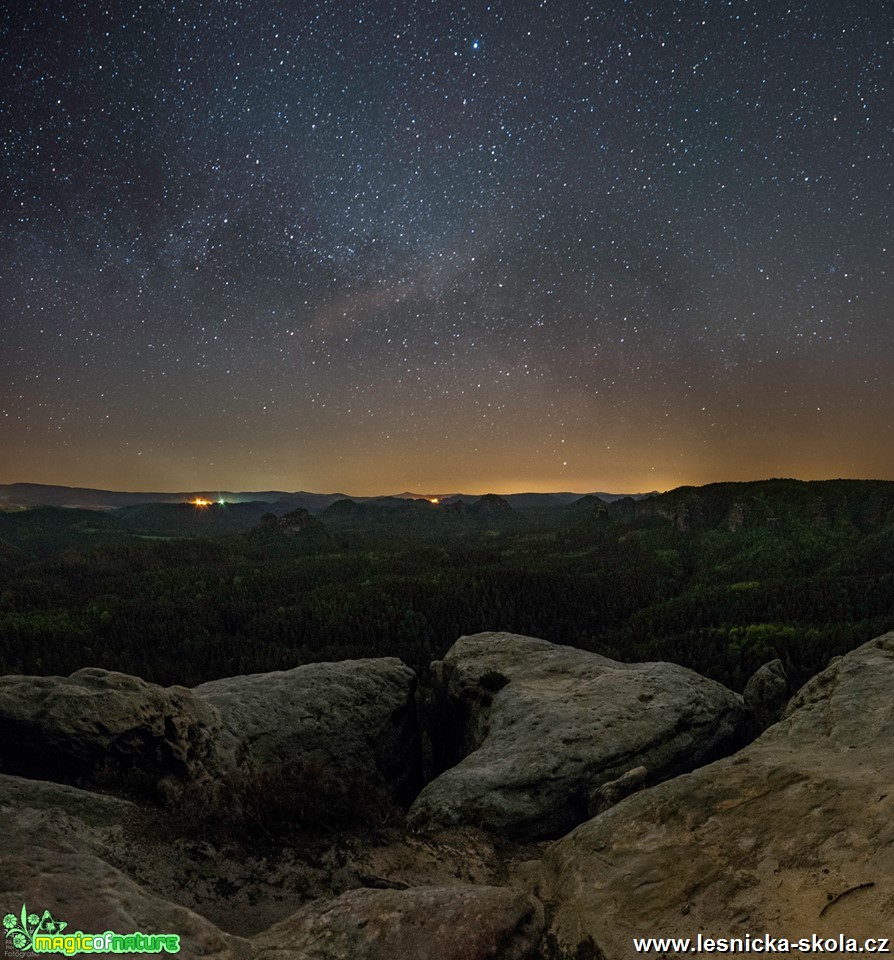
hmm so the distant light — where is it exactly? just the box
[218,498,226,505]
[191,498,212,507]
[429,497,440,504]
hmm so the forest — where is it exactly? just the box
[1,478,893,692]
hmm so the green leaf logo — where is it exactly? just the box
[2,903,64,950]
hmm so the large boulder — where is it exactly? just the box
[537,632,894,957]
[251,885,545,960]
[587,765,647,817]
[0,774,250,959]
[0,668,239,800]
[194,657,422,810]
[743,657,789,732]
[0,657,423,815]
[410,633,745,840]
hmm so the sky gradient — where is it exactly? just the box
[2,0,892,495]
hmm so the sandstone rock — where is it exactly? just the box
[587,765,647,817]
[537,632,894,958]
[194,657,422,808]
[354,826,510,895]
[410,632,745,840]
[278,507,314,533]
[251,885,545,960]
[0,656,422,818]
[0,668,238,800]
[1,771,520,951]
[116,818,513,938]
[469,493,512,515]
[743,657,788,732]
[0,773,250,959]
[0,772,135,869]
[725,501,747,531]
[1,773,536,958]
[635,490,704,530]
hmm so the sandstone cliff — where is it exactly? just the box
[2,633,893,958]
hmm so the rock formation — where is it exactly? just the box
[743,657,789,733]
[469,494,512,516]
[0,774,248,959]
[536,632,894,958]
[0,667,238,800]
[0,771,537,959]
[4,632,894,957]
[251,885,544,960]
[277,507,315,533]
[194,657,421,808]
[635,489,705,530]
[725,500,747,531]
[587,765,647,817]
[410,632,745,840]
[0,656,422,816]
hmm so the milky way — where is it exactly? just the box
[2,0,892,494]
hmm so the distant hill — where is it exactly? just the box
[392,490,657,507]
[114,500,277,535]
[0,482,658,512]
[3,476,894,696]
[0,484,353,512]
[628,478,894,532]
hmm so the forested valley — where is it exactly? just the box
[2,478,893,692]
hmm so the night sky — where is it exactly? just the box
[2,1,892,495]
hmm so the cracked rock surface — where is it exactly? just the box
[411,632,745,840]
[536,633,894,958]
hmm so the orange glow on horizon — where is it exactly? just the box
[191,497,212,507]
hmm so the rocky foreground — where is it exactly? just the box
[1,631,892,958]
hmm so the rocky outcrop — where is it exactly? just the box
[194,657,422,808]
[743,658,788,732]
[587,765,647,817]
[725,500,747,531]
[6,632,894,956]
[0,668,239,800]
[807,495,831,528]
[116,818,514,940]
[251,885,544,960]
[635,490,705,530]
[409,632,745,840]
[469,494,512,515]
[569,495,609,519]
[0,774,250,959]
[0,658,422,813]
[0,772,541,960]
[278,507,315,533]
[536,632,894,958]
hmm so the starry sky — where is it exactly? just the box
[2,0,892,496]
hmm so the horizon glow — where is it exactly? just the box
[2,1,892,493]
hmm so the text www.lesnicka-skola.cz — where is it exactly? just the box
[632,934,891,954]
